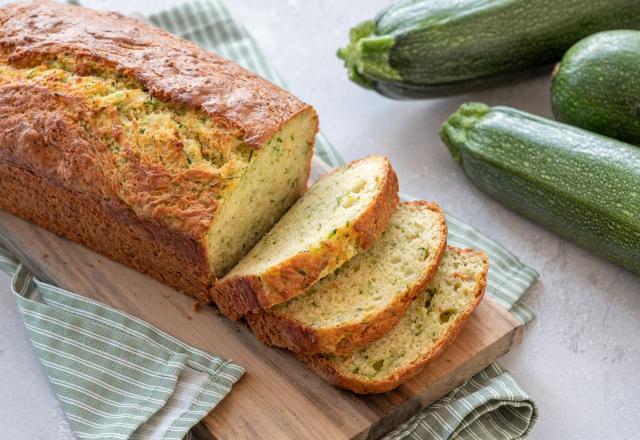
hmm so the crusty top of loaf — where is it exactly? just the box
[0,0,310,148]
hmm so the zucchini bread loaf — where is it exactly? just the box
[0,1,318,302]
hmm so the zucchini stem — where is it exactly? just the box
[337,20,401,89]
[439,102,490,165]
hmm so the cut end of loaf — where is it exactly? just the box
[206,108,318,278]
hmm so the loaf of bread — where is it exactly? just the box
[247,201,447,354]
[0,1,318,302]
[301,247,488,393]
[212,155,399,319]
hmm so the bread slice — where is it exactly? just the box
[247,201,447,354]
[212,156,399,319]
[301,246,488,393]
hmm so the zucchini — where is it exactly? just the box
[440,103,640,275]
[552,30,640,145]
[338,0,640,98]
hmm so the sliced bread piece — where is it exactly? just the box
[247,201,447,354]
[212,156,399,319]
[301,246,488,394]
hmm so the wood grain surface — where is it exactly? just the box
[0,210,524,440]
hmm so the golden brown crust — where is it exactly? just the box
[0,1,317,300]
[0,81,225,241]
[211,156,400,320]
[246,201,448,355]
[301,247,489,394]
[0,1,311,148]
[0,163,212,302]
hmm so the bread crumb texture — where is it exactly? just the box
[316,247,487,384]
[226,156,391,278]
[265,202,446,347]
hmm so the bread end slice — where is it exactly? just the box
[247,201,448,355]
[301,246,488,394]
[212,156,399,319]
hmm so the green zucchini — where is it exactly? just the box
[552,30,640,145]
[338,0,640,98]
[440,103,640,275]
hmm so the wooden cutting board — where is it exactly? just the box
[0,210,524,440]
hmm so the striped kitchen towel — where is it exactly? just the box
[148,1,539,439]
[0,247,243,440]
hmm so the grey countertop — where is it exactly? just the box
[1,1,639,439]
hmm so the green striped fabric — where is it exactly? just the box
[148,2,539,439]
[0,248,243,440]
[384,363,537,440]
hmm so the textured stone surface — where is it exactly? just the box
[1,1,639,439]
